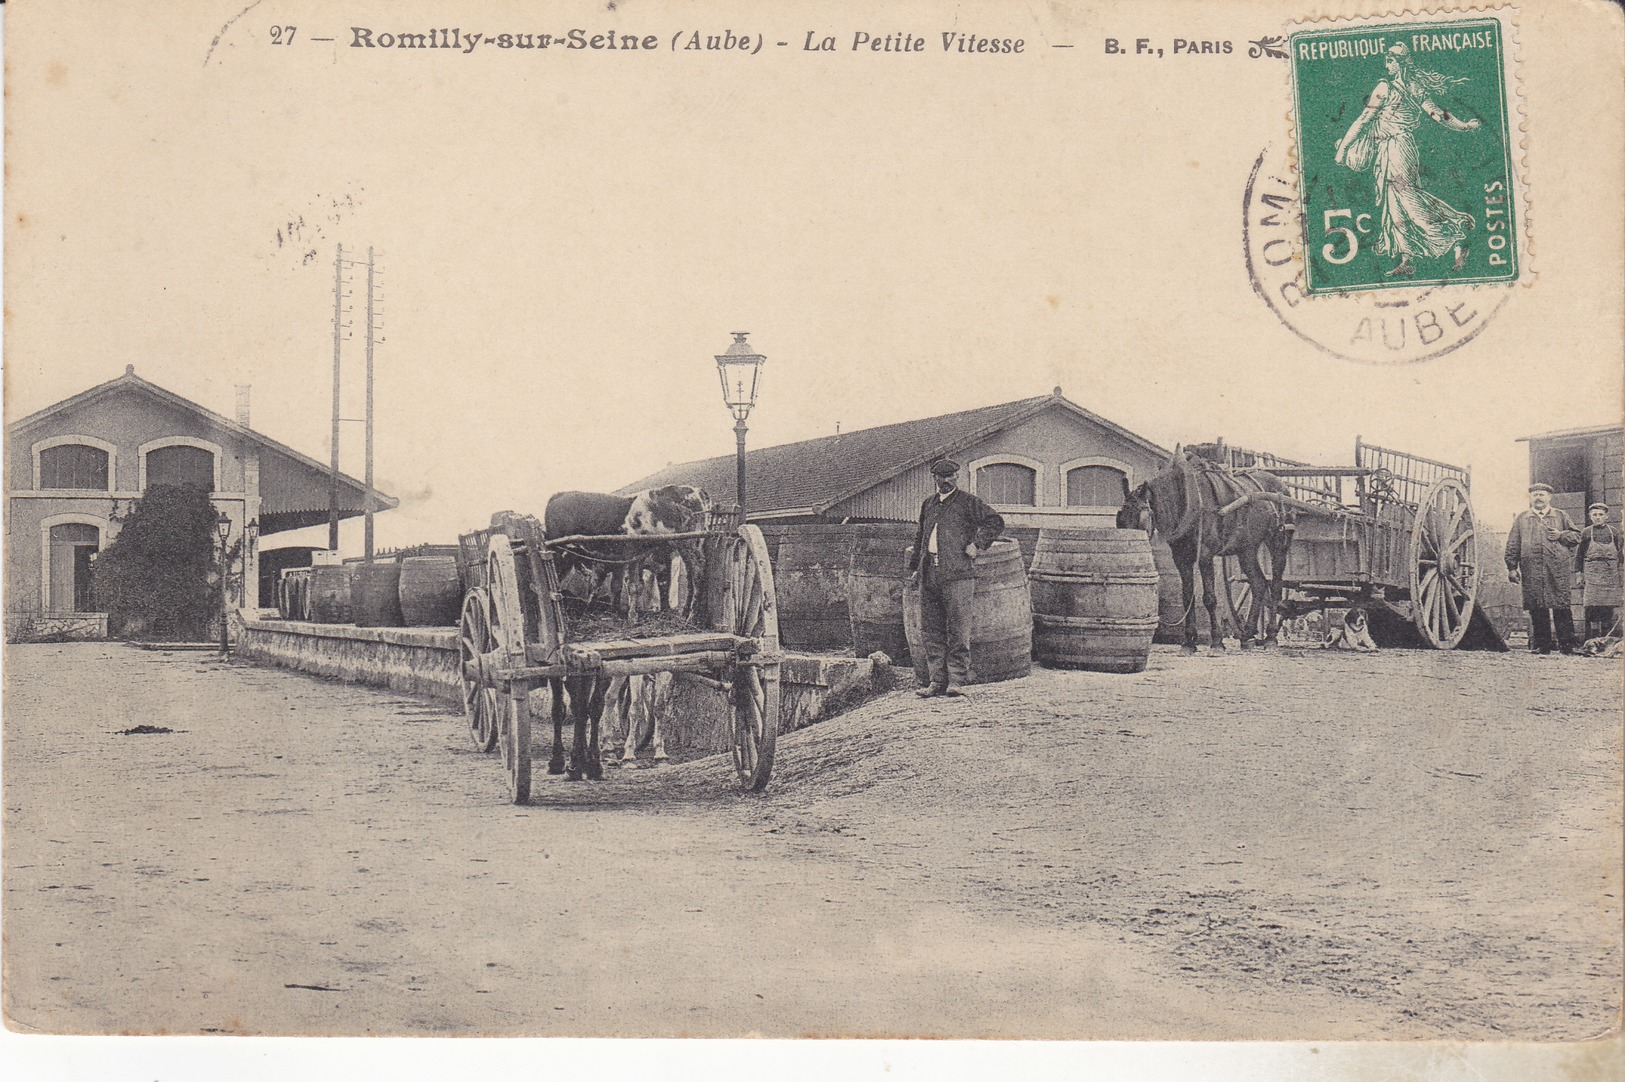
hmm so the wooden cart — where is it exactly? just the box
[454,510,781,803]
[1218,438,1486,649]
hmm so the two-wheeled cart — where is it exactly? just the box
[1218,439,1490,648]
[454,510,781,802]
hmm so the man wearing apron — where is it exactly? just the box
[1576,502,1622,642]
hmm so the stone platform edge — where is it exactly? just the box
[236,615,893,735]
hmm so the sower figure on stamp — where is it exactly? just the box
[907,459,1004,699]
[1505,482,1582,654]
[1334,42,1481,278]
[1576,502,1622,643]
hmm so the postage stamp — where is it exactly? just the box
[1288,11,1525,294]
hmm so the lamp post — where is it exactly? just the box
[215,511,232,659]
[714,331,766,517]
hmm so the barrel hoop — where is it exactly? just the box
[1034,614,1160,630]
[1031,571,1160,585]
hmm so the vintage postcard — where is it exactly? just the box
[3,0,1622,1078]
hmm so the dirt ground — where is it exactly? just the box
[3,641,1620,1040]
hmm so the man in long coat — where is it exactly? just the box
[1505,482,1582,653]
[908,459,1005,697]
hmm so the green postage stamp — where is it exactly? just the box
[1288,12,1524,294]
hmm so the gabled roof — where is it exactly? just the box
[619,390,1170,515]
[7,366,398,529]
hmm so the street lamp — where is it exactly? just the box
[215,511,232,658]
[714,331,766,516]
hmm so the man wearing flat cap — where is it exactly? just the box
[1505,483,1582,654]
[907,459,1005,697]
[1576,502,1622,642]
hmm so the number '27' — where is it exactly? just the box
[1321,209,1372,265]
[270,26,297,45]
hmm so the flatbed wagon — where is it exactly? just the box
[455,509,781,802]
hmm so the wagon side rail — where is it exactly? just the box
[1355,436,1470,511]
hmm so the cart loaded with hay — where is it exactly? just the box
[455,509,781,803]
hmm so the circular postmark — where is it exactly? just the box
[1243,144,1512,365]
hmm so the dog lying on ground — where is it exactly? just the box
[1581,636,1623,658]
[1321,606,1379,652]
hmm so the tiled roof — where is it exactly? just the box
[619,392,1169,514]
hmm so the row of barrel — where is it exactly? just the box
[764,523,1161,678]
[277,556,464,628]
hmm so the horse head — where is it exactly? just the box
[1117,485,1152,532]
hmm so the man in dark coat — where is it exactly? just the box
[1505,482,1582,654]
[907,459,1005,696]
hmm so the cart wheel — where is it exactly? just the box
[1219,545,1274,641]
[726,525,779,791]
[1409,476,1479,649]
[485,534,527,659]
[500,686,531,804]
[458,588,499,752]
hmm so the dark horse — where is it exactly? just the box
[1121,445,1294,653]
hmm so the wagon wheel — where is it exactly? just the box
[486,535,532,801]
[458,588,499,752]
[1218,545,1273,641]
[725,525,780,791]
[1409,476,1480,649]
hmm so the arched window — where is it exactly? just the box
[976,462,1037,506]
[145,444,216,491]
[39,444,110,490]
[1066,464,1128,507]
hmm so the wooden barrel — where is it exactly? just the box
[904,539,1032,684]
[774,525,858,651]
[351,562,404,628]
[846,523,917,663]
[398,556,463,627]
[307,565,353,624]
[1030,528,1159,673]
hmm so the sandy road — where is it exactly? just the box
[3,642,1620,1039]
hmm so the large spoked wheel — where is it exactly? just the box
[486,535,532,802]
[1409,476,1479,649]
[458,588,500,752]
[1218,545,1273,641]
[724,525,780,791]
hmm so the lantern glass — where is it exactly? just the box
[714,332,766,421]
[215,513,232,544]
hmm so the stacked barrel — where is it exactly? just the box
[274,549,465,628]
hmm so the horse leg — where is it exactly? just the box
[1174,539,1199,654]
[547,678,568,775]
[564,676,588,781]
[1236,547,1267,648]
[1265,534,1290,645]
[584,676,608,781]
[603,676,633,765]
[1202,555,1227,651]
[648,673,670,762]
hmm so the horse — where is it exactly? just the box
[544,485,711,619]
[542,486,710,780]
[1122,445,1294,653]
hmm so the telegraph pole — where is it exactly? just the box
[328,243,345,552]
[363,247,376,562]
